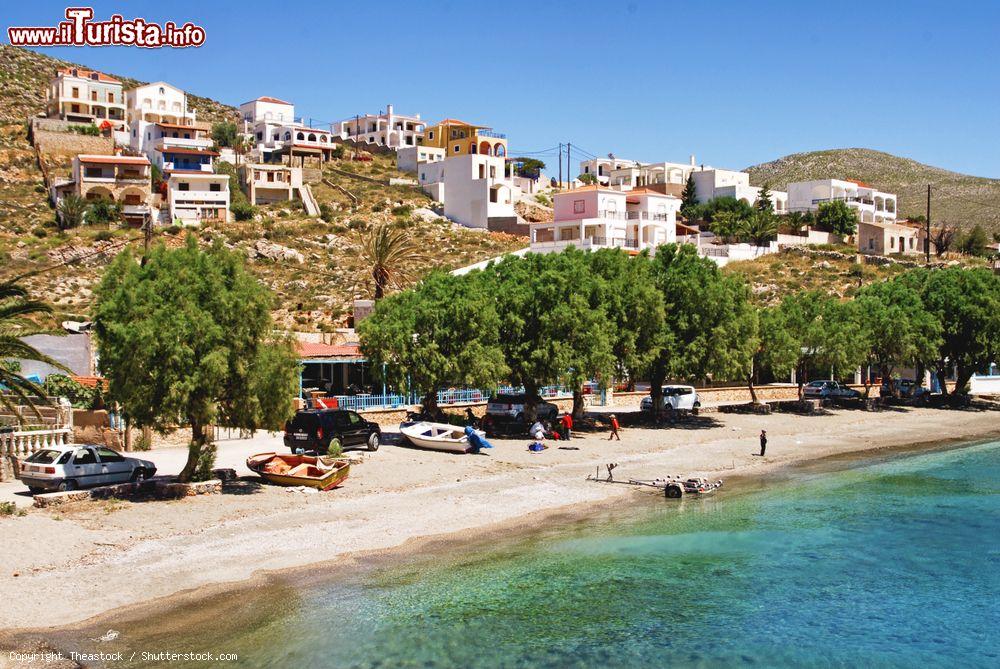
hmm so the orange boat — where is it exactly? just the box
[246,452,349,491]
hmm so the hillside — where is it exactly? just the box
[747,148,1000,231]
[0,46,525,331]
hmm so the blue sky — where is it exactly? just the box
[6,0,1000,177]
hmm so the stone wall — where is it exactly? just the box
[34,129,113,158]
[487,216,529,236]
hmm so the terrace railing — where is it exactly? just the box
[0,427,72,482]
[327,385,572,412]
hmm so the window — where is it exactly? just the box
[210,183,221,192]
[85,167,102,178]
[573,200,585,214]
[71,87,79,97]
[178,182,190,191]
[890,237,895,249]
[868,238,874,250]
[90,91,97,101]
[71,104,80,113]
[107,92,114,102]
[453,144,460,154]
[97,447,124,463]
[428,130,435,140]
[257,132,263,140]
[909,238,915,249]
[72,449,97,465]
[489,166,496,178]
[345,411,362,425]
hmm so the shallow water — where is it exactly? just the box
[100,441,1000,668]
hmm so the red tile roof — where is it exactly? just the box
[297,342,363,359]
[78,154,150,165]
[58,67,120,84]
[254,96,292,105]
[70,375,109,390]
[846,179,874,188]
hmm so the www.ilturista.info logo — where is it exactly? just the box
[7,7,206,48]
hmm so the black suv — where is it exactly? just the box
[284,409,381,453]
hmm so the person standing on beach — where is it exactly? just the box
[560,412,573,440]
[759,430,767,456]
[608,414,621,441]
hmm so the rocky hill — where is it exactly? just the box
[0,46,525,331]
[747,148,1000,230]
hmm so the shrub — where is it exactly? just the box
[43,374,97,409]
[331,145,346,160]
[192,442,218,482]
[133,432,152,451]
[87,199,122,226]
[325,437,343,457]
[319,203,335,223]
[231,201,257,221]
[57,194,87,230]
[391,204,413,217]
[0,501,25,517]
[165,224,183,235]
[94,229,114,242]
[69,124,100,136]
[371,201,386,212]
[348,219,368,231]
[31,226,47,238]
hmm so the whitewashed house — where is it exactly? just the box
[398,145,446,174]
[242,96,337,164]
[333,105,424,149]
[579,157,639,185]
[787,179,897,223]
[530,185,679,254]
[691,168,787,212]
[419,154,516,230]
[126,82,199,157]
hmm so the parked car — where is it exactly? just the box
[880,379,931,401]
[284,408,381,453]
[640,385,701,413]
[17,445,156,494]
[803,380,861,400]
[485,393,559,423]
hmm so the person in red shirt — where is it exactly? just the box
[608,414,620,441]
[560,412,573,440]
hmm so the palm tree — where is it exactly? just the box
[0,279,68,420]
[740,210,779,247]
[233,134,249,167]
[57,195,88,231]
[358,222,426,299]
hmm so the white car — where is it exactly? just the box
[640,385,701,413]
[17,445,157,494]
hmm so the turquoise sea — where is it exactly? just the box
[102,441,1000,668]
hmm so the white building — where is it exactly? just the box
[530,185,680,254]
[787,179,897,223]
[692,168,787,213]
[46,67,127,129]
[166,172,230,225]
[579,157,640,185]
[419,154,516,230]
[397,145,446,174]
[239,96,296,129]
[333,104,424,149]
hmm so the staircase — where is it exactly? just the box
[298,183,321,217]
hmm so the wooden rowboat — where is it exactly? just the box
[399,421,482,453]
[246,452,350,490]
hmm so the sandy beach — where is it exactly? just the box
[1,404,998,636]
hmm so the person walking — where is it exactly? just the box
[759,430,767,456]
[560,412,573,441]
[608,414,621,441]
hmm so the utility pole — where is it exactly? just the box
[140,215,152,267]
[925,185,931,264]
[567,142,572,190]
[558,143,563,188]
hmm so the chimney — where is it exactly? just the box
[690,154,696,166]
[386,104,393,117]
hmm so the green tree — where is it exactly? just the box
[754,305,798,403]
[680,173,699,219]
[211,121,238,148]
[87,199,122,226]
[0,279,68,418]
[853,278,942,397]
[578,173,598,185]
[359,271,507,415]
[359,222,426,299]
[645,245,758,409]
[485,249,613,420]
[56,195,87,230]
[957,224,990,257]
[513,158,545,178]
[94,236,299,481]
[904,267,1000,395]
[756,184,774,213]
[740,210,779,246]
[710,210,746,243]
[771,291,864,398]
[587,250,665,394]
[815,200,859,237]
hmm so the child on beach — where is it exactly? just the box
[608,414,621,441]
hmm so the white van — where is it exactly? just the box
[639,385,701,413]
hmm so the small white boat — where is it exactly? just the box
[399,421,485,453]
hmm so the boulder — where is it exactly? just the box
[249,239,304,263]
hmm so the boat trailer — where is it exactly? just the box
[586,463,723,498]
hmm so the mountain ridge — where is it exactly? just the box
[746,148,1000,229]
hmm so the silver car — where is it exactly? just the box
[18,445,156,494]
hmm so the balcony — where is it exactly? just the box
[626,211,670,222]
[477,130,506,139]
[156,136,213,151]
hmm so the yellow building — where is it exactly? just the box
[422,118,507,158]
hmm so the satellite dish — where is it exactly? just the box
[607,153,615,159]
